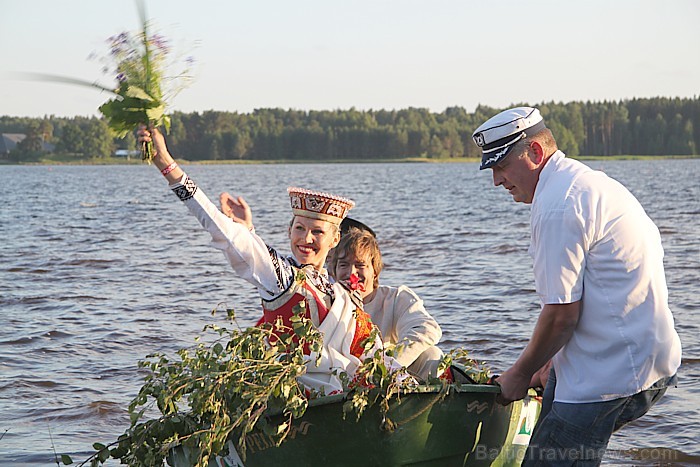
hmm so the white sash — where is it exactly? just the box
[298,283,364,395]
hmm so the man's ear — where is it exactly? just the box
[530,141,545,165]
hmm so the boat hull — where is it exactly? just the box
[170,385,540,467]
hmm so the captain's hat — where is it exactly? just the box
[472,107,547,170]
[287,187,355,225]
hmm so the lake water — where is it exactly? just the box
[1,159,699,466]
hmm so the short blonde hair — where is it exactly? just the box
[519,127,557,154]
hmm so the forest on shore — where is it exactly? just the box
[1,97,698,163]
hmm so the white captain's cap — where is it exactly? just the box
[472,107,546,170]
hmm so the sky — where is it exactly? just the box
[1,0,698,118]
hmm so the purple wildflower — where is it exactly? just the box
[149,34,170,53]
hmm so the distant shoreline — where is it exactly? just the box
[2,154,698,166]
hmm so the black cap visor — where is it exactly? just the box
[480,143,519,170]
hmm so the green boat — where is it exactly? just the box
[169,384,541,467]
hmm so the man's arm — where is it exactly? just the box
[496,301,580,404]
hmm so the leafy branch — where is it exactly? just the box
[59,303,491,467]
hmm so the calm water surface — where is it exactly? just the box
[1,160,699,465]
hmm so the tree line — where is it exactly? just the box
[2,97,698,162]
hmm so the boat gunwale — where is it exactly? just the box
[305,382,501,409]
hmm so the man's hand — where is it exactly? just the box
[220,192,253,230]
[529,360,552,390]
[494,367,531,405]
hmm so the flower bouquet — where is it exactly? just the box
[95,1,193,161]
[20,2,192,161]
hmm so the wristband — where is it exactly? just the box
[161,161,178,176]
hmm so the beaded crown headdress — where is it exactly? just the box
[287,187,355,225]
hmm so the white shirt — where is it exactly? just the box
[364,285,442,368]
[530,151,682,403]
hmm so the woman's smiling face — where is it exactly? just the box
[288,216,340,270]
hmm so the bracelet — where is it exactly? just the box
[161,161,178,176]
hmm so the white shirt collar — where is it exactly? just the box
[533,150,565,204]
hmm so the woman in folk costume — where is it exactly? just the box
[137,127,382,396]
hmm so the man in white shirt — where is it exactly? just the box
[472,107,682,466]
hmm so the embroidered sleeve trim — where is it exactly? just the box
[264,245,296,296]
[172,176,198,201]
